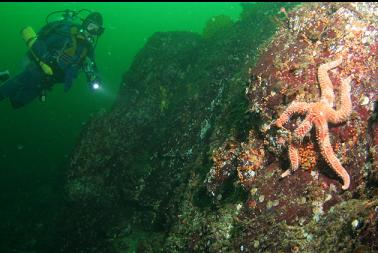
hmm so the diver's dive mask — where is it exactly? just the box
[86,22,101,35]
[82,12,104,36]
[84,22,104,37]
[79,23,102,45]
[79,12,104,45]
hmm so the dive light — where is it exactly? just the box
[91,81,100,90]
[89,78,101,90]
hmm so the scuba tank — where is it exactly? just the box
[20,26,53,75]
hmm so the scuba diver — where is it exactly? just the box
[0,9,105,108]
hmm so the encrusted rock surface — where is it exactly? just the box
[56,3,377,253]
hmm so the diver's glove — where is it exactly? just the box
[88,75,102,90]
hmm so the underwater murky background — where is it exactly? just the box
[0,3,242,252]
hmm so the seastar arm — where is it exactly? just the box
[315,120,351,190]
[318,58,343,107]
[281,143,299,178]
[327,76,353,124]
[275,102,310,128]
[294,114,313,139]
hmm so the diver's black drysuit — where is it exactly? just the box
[0,19,100,108]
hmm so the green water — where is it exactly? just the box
[0,2,242,252]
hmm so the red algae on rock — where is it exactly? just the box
[207,2,377,252]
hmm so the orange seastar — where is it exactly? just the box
[275,58,353,190]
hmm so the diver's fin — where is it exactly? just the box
[0,70,10,82]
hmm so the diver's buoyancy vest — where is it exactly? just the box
[40,21,90,69]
